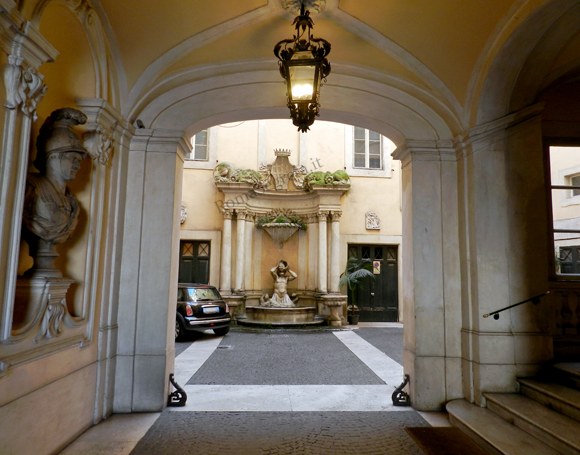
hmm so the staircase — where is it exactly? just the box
[447,363,580,455]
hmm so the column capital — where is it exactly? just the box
[244,212,256,222]
[223,210,234,220]
[392,140,455,168]
[317,211,329,221]
[236,210,247,221]
[330,211,342,221]
[77,98,131,167]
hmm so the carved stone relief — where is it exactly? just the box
[180,203,187,224]
[83,124,113,165]
[4,55,47,121]
[366,211,381,230]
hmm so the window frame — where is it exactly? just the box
[184,128,218,170]
[545,138,580,281]
[344,126,394,178]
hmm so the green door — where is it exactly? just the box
[179,241,210,284]
[347,244,398,322]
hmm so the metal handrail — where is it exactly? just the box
[483,291,550,320]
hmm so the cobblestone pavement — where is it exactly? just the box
[130,411,427,455]
[131,326,426,455]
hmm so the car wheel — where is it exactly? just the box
[175,318,187,341]
[213,326,230,336]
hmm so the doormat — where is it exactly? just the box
[405,427,490,455]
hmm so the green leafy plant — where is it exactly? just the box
[256,212,307,231]
[339,257,375,317]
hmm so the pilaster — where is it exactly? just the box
[392,139,461,410]
[115,128,184,413]
[0,18,58,342]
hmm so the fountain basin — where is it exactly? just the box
[241,306,324,326]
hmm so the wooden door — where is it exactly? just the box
[178,241,210,284]
[347,244,398,322]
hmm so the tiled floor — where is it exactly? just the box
[59,324,451,454]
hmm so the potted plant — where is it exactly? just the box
[339,257,375,325]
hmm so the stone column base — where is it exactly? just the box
[319,293,347,327]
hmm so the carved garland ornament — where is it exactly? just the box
[4,56,47,121]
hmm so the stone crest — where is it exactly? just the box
[366,211,381,230]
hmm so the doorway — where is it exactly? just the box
[347,244,398,322]
[179,240,211,284]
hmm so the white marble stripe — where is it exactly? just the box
[173,335,224,387]
[332,330,403,387]
[167,385,411,412]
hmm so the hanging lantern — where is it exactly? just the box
[274,2,331,133]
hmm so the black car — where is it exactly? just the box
[175,284,231,341]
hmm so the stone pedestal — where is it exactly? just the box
[13,276,77,341]
[244,306,319,325]
[320,294,347,327]
[223,295,245,322]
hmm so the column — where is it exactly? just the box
[393,140,459,411]
[220,210,233,294]
[244,213,254,291]
[329,211,341,293]
[317,212,328,293]
[115,128,185,412]
[234,210,246,292]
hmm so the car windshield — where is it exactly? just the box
[184,288,221,302]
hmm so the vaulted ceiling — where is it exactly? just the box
[24,0,580,137]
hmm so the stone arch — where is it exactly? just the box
[475,0,580,125]
[132,62,458,144]
[31,0,123,109]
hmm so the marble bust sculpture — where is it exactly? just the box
[22,108,87,277]
[260,260,298,307]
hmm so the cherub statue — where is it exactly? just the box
[260,260,298,308]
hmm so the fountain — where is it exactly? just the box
[242,260,324,326]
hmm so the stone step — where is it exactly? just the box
[554,363,580,390]
[446,399,561,455]
[484,393,580,455]
[519,377,580,422]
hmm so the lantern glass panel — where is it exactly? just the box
[289,64,316,102]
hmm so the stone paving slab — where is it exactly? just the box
[188,331,385,385]
[355,327,404,366]
[129,411,428,455]
[169,385,411,412]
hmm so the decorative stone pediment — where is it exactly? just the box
[213,149,350,193]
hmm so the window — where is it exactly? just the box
[354,127,382,169]
[548,146,580,276]
[571,175,580,197]
[344,126,395,178]
[557,246,580,274]
[188,129,208,160]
